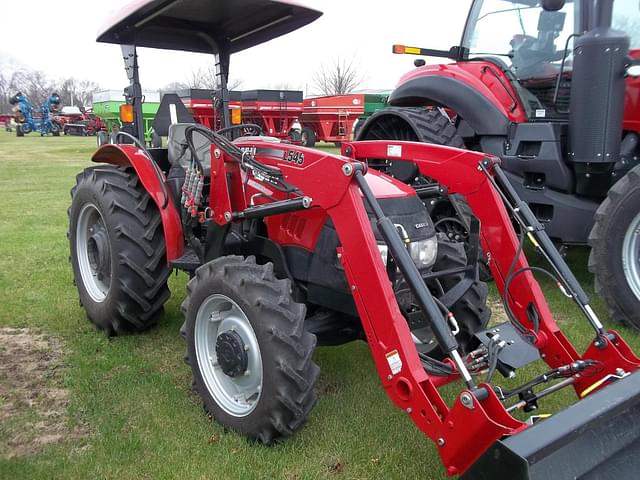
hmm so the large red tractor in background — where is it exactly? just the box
[68,0,640,478]
[359,0,640,329]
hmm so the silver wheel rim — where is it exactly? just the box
[622,212,640,302]
[76,203,111,302]
[194,294,263,417]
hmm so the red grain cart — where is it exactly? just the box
[300,94,365,147]
[240,89,303,141]
[176,89,242,131]
[0,113,13,131]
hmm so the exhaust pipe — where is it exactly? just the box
[568,1,629,197]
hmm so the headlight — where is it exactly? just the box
[377,236,438,269]
[408,236,438,269]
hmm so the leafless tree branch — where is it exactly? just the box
[312,56,364,96]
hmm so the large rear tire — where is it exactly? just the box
[589,165,640,329]
[68,165,171,335]
[16,125,24,137]
[182,256,319,444]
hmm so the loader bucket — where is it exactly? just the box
[462,370,640,479]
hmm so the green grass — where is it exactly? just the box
[0,130,639,479]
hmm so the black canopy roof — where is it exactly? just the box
[97,0,322,55]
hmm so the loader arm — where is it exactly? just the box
[219,137,640,476]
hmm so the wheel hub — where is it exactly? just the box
[87,225,111,281]
[434,217,469,242]
[194,294,263,417]
[76,203,111,302]
[215,330,248,378]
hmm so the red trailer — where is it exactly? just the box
[176,89,242,131]
[0,113,13,131]
[240,89,303,141]
[300,93,366,147]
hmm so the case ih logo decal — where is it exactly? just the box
[285,150,305,165]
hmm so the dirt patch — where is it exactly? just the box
[0,328,89,459]
[488,296,509,325]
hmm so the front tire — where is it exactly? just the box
[182,256,319,444]
[589,165,640,329]
[68,165,171,335]
[16,125,24,137]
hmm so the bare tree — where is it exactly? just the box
[312,56,363,96]
[0,60,102,112]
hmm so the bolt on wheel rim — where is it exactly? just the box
[76,203,111,302]
[195,294,263,417]
[622,212,640,302]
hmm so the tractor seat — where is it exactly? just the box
[167,123,212,176]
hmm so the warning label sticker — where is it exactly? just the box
[387,145,402,157]
[386,349,403,375]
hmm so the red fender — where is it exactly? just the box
[91,144,184,262]
[396,62,528,124]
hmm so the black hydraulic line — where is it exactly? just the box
[496,361,594,401]
[352,169,477,388]
[553,34,580,109]
[480,161,606,336]
[506,377,576,413]
[232,197,311,220]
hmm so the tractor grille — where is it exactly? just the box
[522,78,571,119]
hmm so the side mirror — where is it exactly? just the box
[542,0,565,11]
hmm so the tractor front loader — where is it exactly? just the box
[359,0,640,330]
[69,0,640,478]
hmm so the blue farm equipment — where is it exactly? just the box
[9,92,62,137]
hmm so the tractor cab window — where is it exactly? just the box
[612,0,640,49]
[463,0,578,117]
[463,0,577,80]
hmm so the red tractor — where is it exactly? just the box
[358,0,640,330]
[69,1,640,478]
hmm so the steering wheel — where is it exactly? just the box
[216,123,263,140]
[510,34,564,78]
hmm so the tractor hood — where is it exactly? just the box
[97,0,322,55]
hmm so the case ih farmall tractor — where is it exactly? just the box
[358,0,640,330]
[69,1,640,478]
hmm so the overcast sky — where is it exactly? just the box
[0,0,472,95]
